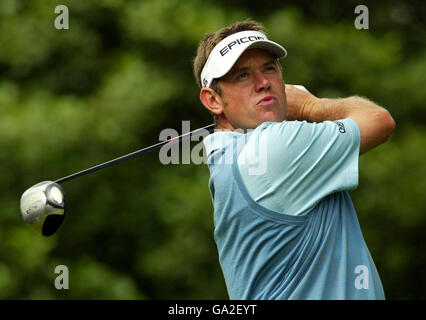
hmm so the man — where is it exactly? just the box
[193,20,395,299]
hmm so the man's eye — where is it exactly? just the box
[266,65,276,72]
[238,72,248,79]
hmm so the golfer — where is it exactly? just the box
[194,20,395,299]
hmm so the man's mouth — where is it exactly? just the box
[257,96,275,106]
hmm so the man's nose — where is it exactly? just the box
[254,72,271,92]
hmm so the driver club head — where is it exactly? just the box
[20,181,66,236]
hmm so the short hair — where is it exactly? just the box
[193,20,267,93]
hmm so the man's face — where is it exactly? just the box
[218,48,287,130]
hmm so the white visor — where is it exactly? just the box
[200,30,287,88]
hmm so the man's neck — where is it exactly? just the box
[216,117,237,131]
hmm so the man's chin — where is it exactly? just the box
[251,117,283,129]
[261,113,285,124]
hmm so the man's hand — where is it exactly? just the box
[284,84,320,121]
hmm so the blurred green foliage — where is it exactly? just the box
[0,0,425,299]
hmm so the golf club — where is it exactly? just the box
[20,123,215,236]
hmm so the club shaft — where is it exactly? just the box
[55,123,215,184]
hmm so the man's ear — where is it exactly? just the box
[200,88,224,116]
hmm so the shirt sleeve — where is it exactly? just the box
[238,118,361,215]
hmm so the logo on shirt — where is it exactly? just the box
[335,121,346,133]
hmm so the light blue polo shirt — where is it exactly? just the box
[204,119,385,299]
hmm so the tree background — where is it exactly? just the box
[0,0,425,299]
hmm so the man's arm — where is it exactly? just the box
[285,84,396,155]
